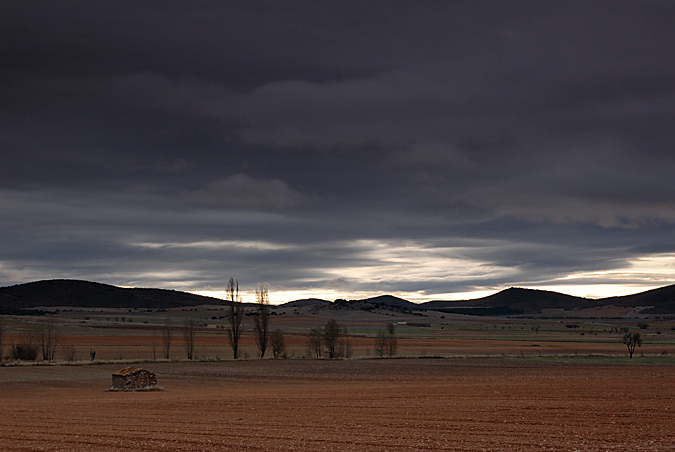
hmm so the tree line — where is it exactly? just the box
[157,278,285,361]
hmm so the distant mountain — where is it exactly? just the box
[0,279,226,310]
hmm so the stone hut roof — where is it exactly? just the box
[112,367,155,378]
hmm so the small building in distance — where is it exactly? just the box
[109,367,159,391]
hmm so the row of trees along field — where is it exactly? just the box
[221,278,288,360]
[3,316,644,362]
[201,277,399,360]
[156,278,284,361]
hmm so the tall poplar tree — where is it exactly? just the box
[253,283,270,358]
[226,277,244,359]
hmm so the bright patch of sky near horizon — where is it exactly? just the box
[194,282,666,305]
[194,252,675,304]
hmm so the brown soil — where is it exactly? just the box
[1,359,674,451]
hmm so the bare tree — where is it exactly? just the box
[323,319,342,359]
[183,319,197,360]
[226,277,244,359]
[386,322,398,357]
[63,344,77,362]
[253,283,270,358]
[270,328,286,359]
[337,336,353,359]
[37,317,59,361]
[12,328,38,361]
[374,329,387,357]
[162,322,173,359]
[622,332,642,359]
[307,327,323,358]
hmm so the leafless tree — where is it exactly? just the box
[183,319,197,360]
[375,329,387,357]
[307,327,323,358]
[162,322,173,359]
[253,283,270,358]
[270,328,286,359]
[323,319,342,359]
[622,332,642,358]
[37,316,59,361]
[337,336,353,359]
[386,322,398,357]
[226,277,244,359]
[12,327,38,361]
[63,344,77,362]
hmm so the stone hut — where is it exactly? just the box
[110,367,159,391]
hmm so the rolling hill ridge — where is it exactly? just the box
[0,279,227,310]
[1,279,674,316]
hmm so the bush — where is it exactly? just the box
[270,329,286,359]
[63,344,77,362]
[12,344,38,361]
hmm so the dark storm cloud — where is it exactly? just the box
[1,1,674,299]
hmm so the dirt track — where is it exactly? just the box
[1,359,674,451]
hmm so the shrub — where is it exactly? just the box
[12,344,38,361]
[270,329,286,359]
[63,344,77,362]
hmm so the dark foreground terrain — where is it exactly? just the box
[1,359,673,451]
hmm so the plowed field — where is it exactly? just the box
[1,359,674,451]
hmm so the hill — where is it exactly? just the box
[359,294,417,309]
[422,288,595,315]
[2,279,675,316]
[422,285,675,316]
[0,279,226,310]
[598,284,675,314]
[277,295,415,311]
[278,298,331,308]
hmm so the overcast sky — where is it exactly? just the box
[2,1,674,302]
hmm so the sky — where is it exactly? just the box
[2,1,675,303]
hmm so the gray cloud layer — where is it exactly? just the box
[2,1,674,300]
